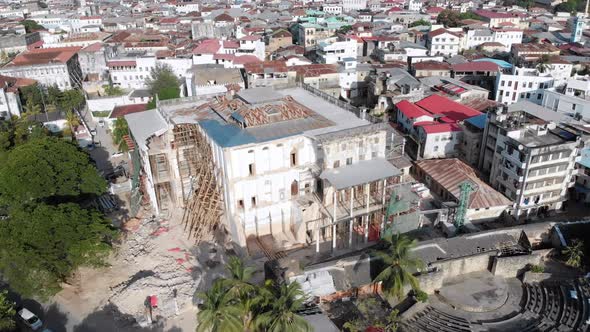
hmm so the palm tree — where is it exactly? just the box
[65,110,80,137]
[373,233,424,300]
[254,281,312,332]
[23,100,41,116]
[564,240,584,269]
[536,54,551,73]
[112,117,130,152]
[225,256,256,295]
[196,279,243,332]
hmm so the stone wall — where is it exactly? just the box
[491,254,542,278]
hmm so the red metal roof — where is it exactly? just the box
[396,100,433,120]
[429,28,461,38]
[451,61,500,72]
[417,122,462,134]
[416,95,481,122]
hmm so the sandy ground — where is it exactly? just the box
[47,204,257,332]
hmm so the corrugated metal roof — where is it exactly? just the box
[415,158,512,210]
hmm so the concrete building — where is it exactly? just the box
[479,102,585,219]
[343,0,368,11]
[573,148,590,204]
[0,74,35,118]
[243,61,297,88]
[473,10,521,28]
[0,47,83,89]
[316,38,358,64]
[541,76,590,121]
[0,30,40,53]
[125,87,400,255]
[511,43,561,65]
[495,67,555,106]
[185,64,244,97]
[426,29,462,57]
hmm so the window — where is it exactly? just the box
[237,199,244,209]
[537,93,542,100]
[526,93,531,98]
[508,81,512,87]
[333,160,340,168]
[251,196,257,207]
[248,163,256,176]
[433,146,439,152]
[501,80,505,86]
[290,151,297,166]
[371,151,378,158]
[528,82,533,88]
[346,157,352,165]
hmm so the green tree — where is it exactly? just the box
[46,85,62,107]
[19,84,44,111]
[437,10,461,27]
[409,19,431,27]
[146,86,180,110]
[196,279,243,332]
[0,138,106,207]
[102,84,125,96]
[23,99,41,116]
[59,89,85,111]
[112,117,130,152]
[564,240,584,269]
[0,290,16,331]
[145,64,180,98]
[337,25,353,34]
[373,234,424,300]
[254,281,312,332]
[20,20,44,33]
[0,203,115,299]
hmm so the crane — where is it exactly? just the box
[455,181,475,229]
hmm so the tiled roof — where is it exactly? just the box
[291,64,338,77]
[243,60,289,74]
[7,47,81,67]
[414,61,451,70]
[107,60,137,67]
[429,28,461,38]
[474,9,515,19]
[193,39,221,54]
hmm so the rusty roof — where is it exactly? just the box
[291,64,338,77]
[415,158,512,209]
[6,47,81,67]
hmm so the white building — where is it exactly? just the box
[541,76,590,120]
[0,47,83,89]
[495,67,555,106]
[479,102,584,218]
[0,75,30,118]
[407,0,423,11]
[237,35,266,61]
[125,87,400,254]
[342,0,368,11]
[317,38,358,64]
[426,28,462,57]
[323,4,343,15]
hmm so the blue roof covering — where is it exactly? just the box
[473,58,512,69]
[199,120,257,147]
[465,114,487,129]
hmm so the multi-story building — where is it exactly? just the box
[342,0,368,11]
[0,30,40,53]
[125,87,400,254]
[243,61,297,88]
[573,148,590,204]
[316,38,358,64]
[426,29,462,57]
[0,47,83,89]
[542,76,590,121]
[0,74,35,118]
[297,22,339,52]
[473,10,521,28]
[511,43,561,65]
[479,102,585,219]
[495,67,555,106]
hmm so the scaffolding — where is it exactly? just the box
[173,124,223,241]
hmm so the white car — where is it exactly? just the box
[18,308,43,330]
[98,120,105,128]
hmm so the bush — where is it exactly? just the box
[529,264,545,273]
[415,290,428,302]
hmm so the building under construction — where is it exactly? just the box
[125,87,402,256]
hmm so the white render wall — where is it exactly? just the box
[420,130,463,159]
[495,68,555,105]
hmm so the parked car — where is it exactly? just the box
[90,128,97,135]
[98,120,105,128]
[18,308,43,330]
[110,151,124,158]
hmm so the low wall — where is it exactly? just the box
[491,249,552,278]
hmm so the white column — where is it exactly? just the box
[349,186,354,247]
[315,219,320,253]
[364,183,369,243]
[332,191,337,251]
